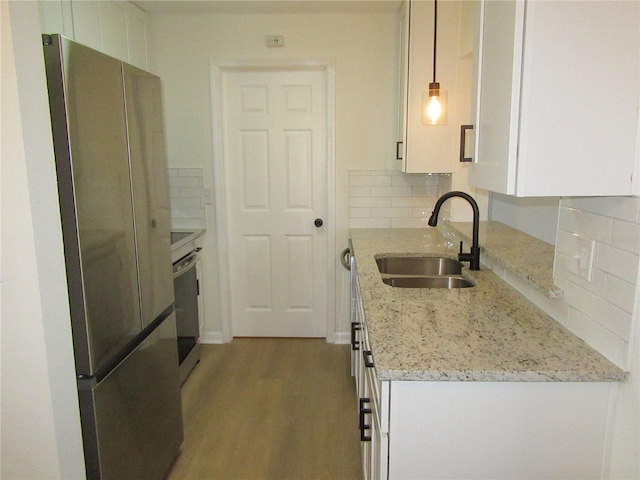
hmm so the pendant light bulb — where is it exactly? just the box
[421,1,447,126]
[427,81,442,124]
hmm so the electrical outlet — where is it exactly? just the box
[570,234,596,281]
[265,35,284,47]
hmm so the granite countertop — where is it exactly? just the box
[446,221,562,298]
[350,227,625,382]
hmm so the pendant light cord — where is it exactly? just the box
[432,0,438,84]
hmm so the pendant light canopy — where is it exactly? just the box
[423,0,447,126]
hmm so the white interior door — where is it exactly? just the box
[222,68,328,337]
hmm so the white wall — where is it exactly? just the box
[147,9,398,337]
[1,1,85,478]
[489,193,560,245]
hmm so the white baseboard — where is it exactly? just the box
[333,331,351,345]
[199,331,225,344]
[199,331,351,344]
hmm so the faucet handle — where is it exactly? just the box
[459,240,464,254]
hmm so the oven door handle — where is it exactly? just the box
[173,251,200,278]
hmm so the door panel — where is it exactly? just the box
[285,130,313,208]
[79,313,183,480]
[240,130,270,209]
[123,63,174,327]
[287,235,313,308]
[245,235,272,309]
[223,68,327,337]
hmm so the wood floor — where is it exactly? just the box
[166,338,363,480]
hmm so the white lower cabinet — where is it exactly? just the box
[350,254,615,479]
[388,381,613,479]
[355,313,389,480]
[351,256,389,480]
[354,354,613,480]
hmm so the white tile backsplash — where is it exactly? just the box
[596,244,638,283]
[604,275,635,314]
[350,175,391,187]
[168,167,205,230]
[370,186,413,197]
[349,171,451,228]
[351,197,391,208]
[554,197,640,369]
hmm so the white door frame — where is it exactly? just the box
[210,58,336,343]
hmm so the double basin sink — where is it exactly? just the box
[375,255,476,289]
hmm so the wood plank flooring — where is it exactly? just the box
[166,338,362,480]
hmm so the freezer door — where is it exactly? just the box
[43,35,143,376]
[123,63,175,328]
[78,312,183,480]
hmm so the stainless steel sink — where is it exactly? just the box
[375,255,476,289]
[381,275,475,289]
[376,255,463,276]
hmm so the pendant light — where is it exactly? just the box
[422,0,447,126]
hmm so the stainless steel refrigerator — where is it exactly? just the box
[42,34,183,480]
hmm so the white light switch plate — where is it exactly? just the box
[570,234,596,281]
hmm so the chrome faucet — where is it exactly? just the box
[427,191,481,270]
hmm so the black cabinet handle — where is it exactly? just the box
[459,125,474,163]
[363,349,374,368]
[359,398,372,442]
[351,322,361,351]
[396,141,403,160]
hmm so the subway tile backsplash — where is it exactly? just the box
[349,170,452,228]
[554,197,640,369]
[168,167,205,230]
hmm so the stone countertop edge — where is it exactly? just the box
[445,221,563,299]
[350,228,626,383]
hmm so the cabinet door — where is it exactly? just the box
[399,0,458,174]
[471,0,640,197]
[396,1,409,168]
[354,274,366,402]
[60,1,149,70]
[72,1,101,51]
[39,0,74,36]
[98,1,128,61]
[125,3,148,70]
[516,0,638,196]
[370,408,389,480]
[470,0,524,194]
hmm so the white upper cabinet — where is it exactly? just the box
[396,1,410,168]
[126,5,149,70]
[470,0,640,197]
[38,0,74,38]
[397,1,467,174]
[39,1,149,71]
[97,2,129,61]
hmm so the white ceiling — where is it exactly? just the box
[133,0,403,15]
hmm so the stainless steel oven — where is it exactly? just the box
[173,247,201,384]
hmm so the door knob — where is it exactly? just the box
[314,218,323,228]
